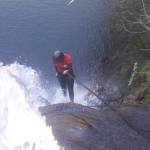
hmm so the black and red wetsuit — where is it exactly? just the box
[53,54,75,102]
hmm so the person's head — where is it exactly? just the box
[52,50,64,62]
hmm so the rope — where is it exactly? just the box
[67,73,150,143]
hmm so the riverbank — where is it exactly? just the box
[101,0,150,105]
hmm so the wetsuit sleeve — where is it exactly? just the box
[67,64,73,72]
[55,66,58,73]
[67,63,75,77]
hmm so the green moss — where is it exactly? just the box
[140,60,150,72]
[142,95,150,104]
[131,81,150,93]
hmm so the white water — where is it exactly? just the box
[0,62,60,150]
[51,83,101,107]
[0,62,101,149]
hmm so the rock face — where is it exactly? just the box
[39,103,150,150]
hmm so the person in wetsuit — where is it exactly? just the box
[52,50,75,102]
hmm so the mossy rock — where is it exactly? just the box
[141,95,150,104]
[141,60,150,72]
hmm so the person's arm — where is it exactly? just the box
[54,66,58,72]
[54,66,58,77]
[63,63,73,74]
[67,63,73,72]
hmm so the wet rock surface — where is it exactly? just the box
[84,84,123,108]
[39,103,150,150]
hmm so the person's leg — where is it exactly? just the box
[58,76,67,96]
[66,76,74,102]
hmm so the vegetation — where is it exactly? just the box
[103,0,150,99]
[128,62,138,86]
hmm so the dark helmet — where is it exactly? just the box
[52,50,64,62]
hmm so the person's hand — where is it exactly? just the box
[63,70,69,74]
[56,72,58,77]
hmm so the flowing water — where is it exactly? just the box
[0,0,115,149]
[0,63,60,149]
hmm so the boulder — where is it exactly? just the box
[39,103,150,150]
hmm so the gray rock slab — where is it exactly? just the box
[39,103,150,150]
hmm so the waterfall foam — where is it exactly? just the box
[0,62,60,150]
